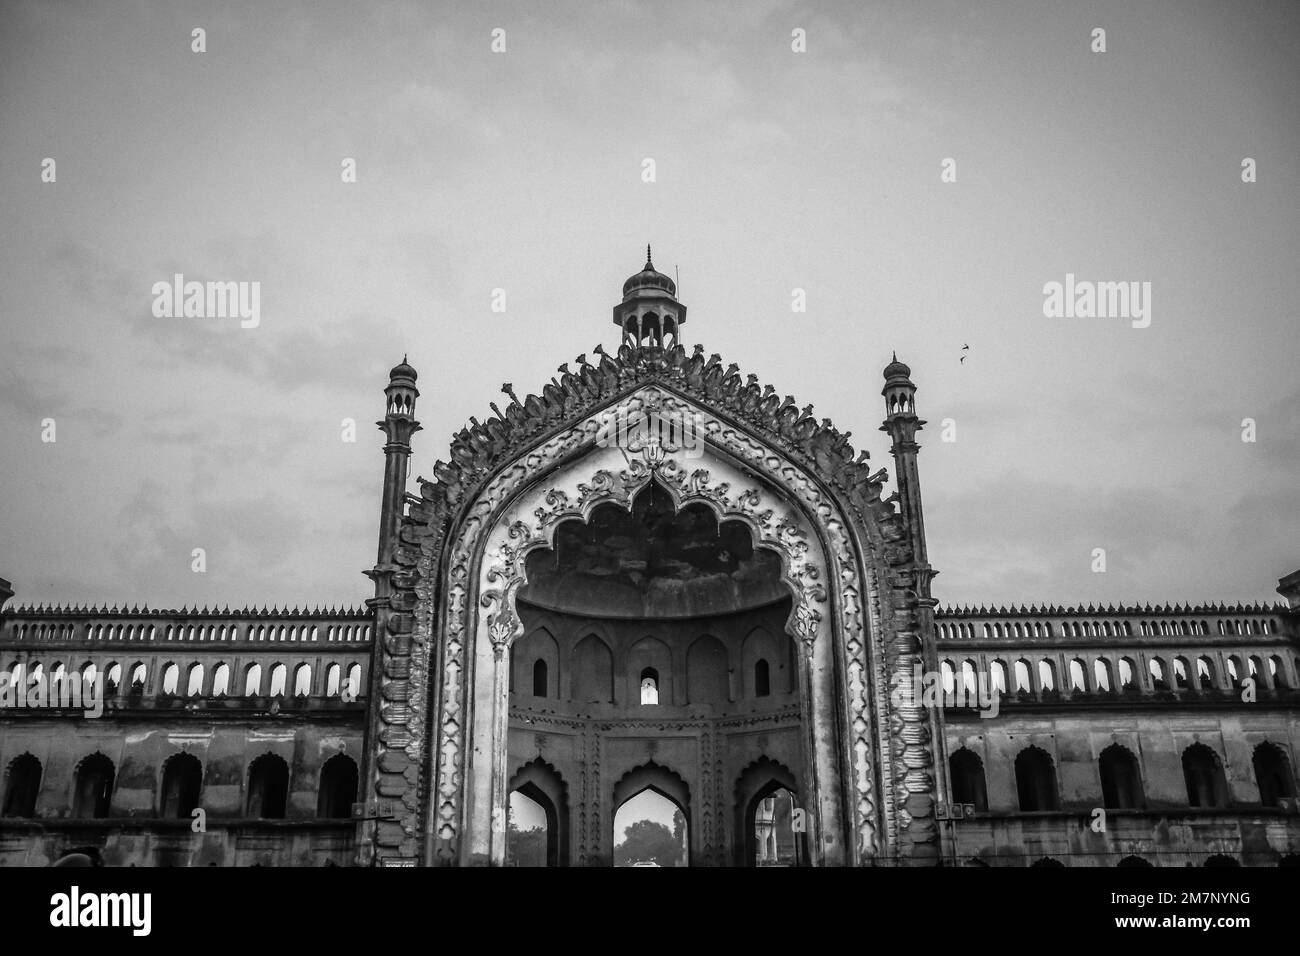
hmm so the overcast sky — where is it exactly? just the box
[1,0,1296,614]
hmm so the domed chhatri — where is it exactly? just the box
[613,244,687,346]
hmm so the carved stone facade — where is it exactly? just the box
[1,257,1296,867]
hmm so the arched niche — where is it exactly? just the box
[510,626,559,700]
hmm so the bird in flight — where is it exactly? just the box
[960,343,970,364]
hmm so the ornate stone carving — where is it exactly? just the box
[366,342,937,866]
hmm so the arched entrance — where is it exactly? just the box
[735,757,806,867]
[443,389,874,866]
[612,763,690,868]
[507,758,568,867]
[363,366,941,867]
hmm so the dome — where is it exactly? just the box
[389,357,418,382]
[883,352,911,380]
[622,245,676,298]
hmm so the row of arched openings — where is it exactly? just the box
[4,660,362,699]
[513,630,790,704]
[939,652,1294,697]
[964,854,1296,867]
[1,752,358,820]
[937,617,1280,640]
[949,741,1295,812]
[503,758,803,867]
[5,622,371,642]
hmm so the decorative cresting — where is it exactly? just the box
[365,340,938,866]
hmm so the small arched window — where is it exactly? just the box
[1183,743,1229,809]
[186,663,204,697]
[292,663,312,697]
[318,754,358,819]
[268,663,287,697]
[346,663,362,700]
[1014,659,1032,693]
[940,660,955,694]
[949,748,988,812]
[159,752,202,818]
[640,667,659,705]
[1015,746,1058,812]
[244,663,263,696]
[1093,658,1112,693]
[989,660,1007,694]
[2,754,42,817]
[1037,659,1056,692]
[325,663,341,697]
[1099,744,1144,809]
[161,663,179,695]
[1253,742,1296,807]
[1068,659,1086,693]
[755,659,771,697]
[74,753,115,818]
[533,659,548,698]
[211,663,230,697]
[246,754,289,818]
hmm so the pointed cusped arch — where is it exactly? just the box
[627,635,673,705]
[452,399,858,868]
[509,757,570,867]
[733,756,801,866]
[570,633,614,704]
[367,367,934,868]
[612,760,691,815]
[686,634,730,705]
[510,626,559,699]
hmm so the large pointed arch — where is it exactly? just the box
[363,344,938,869]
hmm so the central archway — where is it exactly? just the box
[457,391,857,866]
[386,382,938,868]
[612,762,690,868]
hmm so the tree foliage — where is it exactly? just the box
[615,819,683,867]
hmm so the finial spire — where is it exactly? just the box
[645,244,653,268]
[892,350,898,362]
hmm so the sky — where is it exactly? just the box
[0,0,1296,613]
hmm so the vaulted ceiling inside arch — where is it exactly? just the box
[519,480,788,619]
